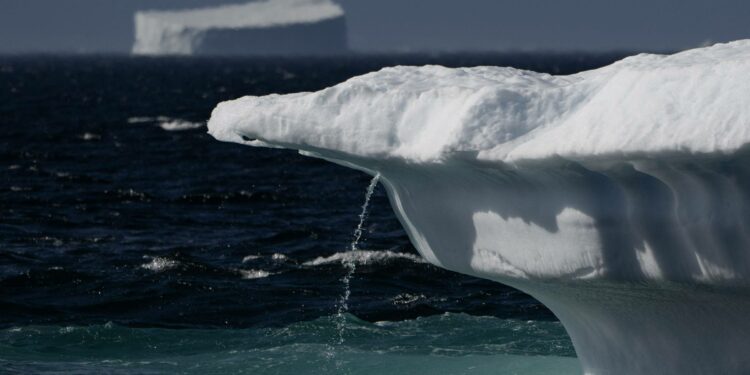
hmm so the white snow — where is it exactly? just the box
[209,40,750,163]
[208,40,750,375]
[132,0,344,55]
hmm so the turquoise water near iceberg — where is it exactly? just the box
[1,313,578,374]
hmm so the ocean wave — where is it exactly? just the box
[140,257,179,272]
[390,293,427,306]
[303,250,425,267]
[241,254,261,263]
[242,253,289,263]
[126,116,170,124]
[127,116,205,131]
[238,269,273,279]
[271,253,288,261]
[159,120,204,131]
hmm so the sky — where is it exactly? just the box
[0,0,748,53]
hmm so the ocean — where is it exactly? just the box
[0,53,627,374]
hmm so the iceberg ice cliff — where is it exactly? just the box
[208,40,750,374]
[132,0,346,56]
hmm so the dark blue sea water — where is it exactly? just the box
[0,53,627,374]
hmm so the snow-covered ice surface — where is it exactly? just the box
[210,40,749,163]
[209,41,750,374]
[132,0,345,55]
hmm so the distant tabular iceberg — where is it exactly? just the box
[132,0,347,56]
[209,40,750,374]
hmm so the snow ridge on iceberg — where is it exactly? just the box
[210,40,749,162]
[208,41,750,375]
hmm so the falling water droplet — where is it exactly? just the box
[337,173,380,341]
[325,173,380,369]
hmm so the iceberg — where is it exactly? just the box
[132,0,347,56]
[208,40,750,374]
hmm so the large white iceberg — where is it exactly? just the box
[208,40,750,374]
[132,0,347,56]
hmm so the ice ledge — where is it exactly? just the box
[209,40,750,163]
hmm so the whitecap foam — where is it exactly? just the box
[238,269,273,279]
[126,116,170,124]
[159,120,205,131]
[271,253,288,261]
[140,257,179,272]
[390,293,426,306]
[241,254,261,263]
[127,116,205,131]
[303,250,425,267]
[242,253,289,263]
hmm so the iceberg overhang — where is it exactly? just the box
[208,40,750,374]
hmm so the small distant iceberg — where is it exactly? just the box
[208,40,750,374]
[132,0,347,56]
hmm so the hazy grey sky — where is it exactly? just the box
[0,0,748,53]
[340,0,750,52]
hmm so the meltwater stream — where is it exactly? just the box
[331,174,381,364]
